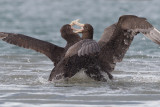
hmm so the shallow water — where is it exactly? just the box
[0,0,160,107]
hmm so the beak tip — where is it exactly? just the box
[74,29,83,33]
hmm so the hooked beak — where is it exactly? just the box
[72,27,84,33]
[70,19,85,33]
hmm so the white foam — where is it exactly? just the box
[53,69,96,85]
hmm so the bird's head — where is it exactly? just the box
[70,20,93,39]
[60,24,73,34]
[60,24,74,39]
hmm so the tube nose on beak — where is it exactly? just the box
[74,28,84,33]
[70,19,85,33]
[71,27,84,33]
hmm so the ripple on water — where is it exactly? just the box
[0,53,160,107]
[0,0,160,106]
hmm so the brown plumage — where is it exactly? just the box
[49,24,111,81]
[1,15,160,82]
[60,24,81,50]
[0,24,81,66]
[98,15,160,73]
[49,15,160,82]
[81,24,94,39]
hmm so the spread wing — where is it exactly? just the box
[98,23,117,48]
[98,15,160,72]
[0,32,65,64]
[65,39,100,58]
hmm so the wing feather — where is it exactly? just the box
[98,15,160,72]
[143,28,160,44]
[0,32,64,64]
[65,39,100,57]
[98,23,117,48]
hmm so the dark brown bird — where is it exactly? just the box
[1,15,160,82]
[49,15,160,82]
[0,23,81,70]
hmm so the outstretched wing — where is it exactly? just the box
[120,15,160,44]
[0,32,64,64]
[98,23,117,48]
[98,15,160,72]
[65,39,100,58]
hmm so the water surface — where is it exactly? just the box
[0,0,160,107]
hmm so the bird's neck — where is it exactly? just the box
[65,34,81,51]
[69,33,81,42]
[61,32,80,42]
[82,32,93,39]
